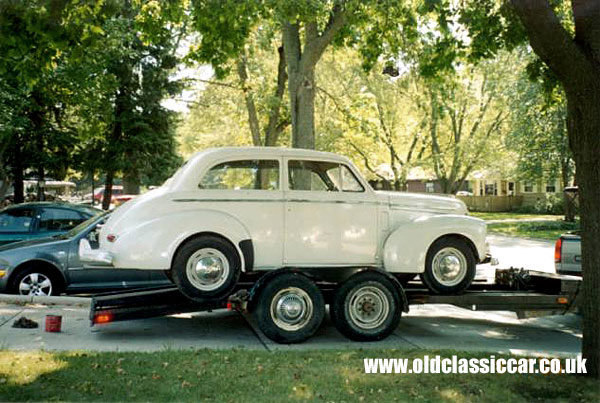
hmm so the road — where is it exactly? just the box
[0,234,579,357]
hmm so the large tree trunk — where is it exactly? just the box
[510,0,600,377]
[569,87,600,378]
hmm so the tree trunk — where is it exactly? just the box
[102,170,114,211]
[11,140,24,204]
[287,65,316,150]
[569,87,600,379]
[561,159,575,222]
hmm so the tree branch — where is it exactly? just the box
[510,0,593,88]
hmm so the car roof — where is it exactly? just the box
[1,202,103,215]
[190,147,353,164]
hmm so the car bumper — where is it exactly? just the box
[79,239,114,266]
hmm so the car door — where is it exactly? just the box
[283,159,379,266]
[196,158,285,269]
[66,217,154,291]
[0,207,35,245]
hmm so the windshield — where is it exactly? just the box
[65,211,110,238]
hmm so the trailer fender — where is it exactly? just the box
[383,215,487,274]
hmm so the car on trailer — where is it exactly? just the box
[81,147,491,342]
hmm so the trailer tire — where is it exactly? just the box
[171,235,240,301]
[254,273,325,344]
[421,237,476,295]
[331,271,402,342]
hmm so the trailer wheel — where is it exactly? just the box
[421,237,476,295]
[330,271,402,342]
[171,235,240,301]
[254,273,325,344]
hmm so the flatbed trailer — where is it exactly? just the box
[90,268,581,343]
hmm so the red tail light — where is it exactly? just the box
[107,234,117,243]
[554,238,562,263]
[93,312,114,324]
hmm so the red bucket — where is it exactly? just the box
[45,315,62,332]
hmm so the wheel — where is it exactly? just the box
[421,237,476,295]
[253,273,325,344]
[330,271,402,342]
[12,266,63,296]
[171,235,241,301]
[395,273,416,285]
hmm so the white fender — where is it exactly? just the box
[383,215,487,273]
[103,209,251,271]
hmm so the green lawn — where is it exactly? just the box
[470,212,564,221]
[1,349,597,402]
[487,220,579,241]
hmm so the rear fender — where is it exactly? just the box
[383,215,486,273]
[107,209,251,271]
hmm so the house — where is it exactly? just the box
[461,170,565,211]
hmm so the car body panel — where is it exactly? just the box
[90,147,487,275]
[0,215,169,294]
[556,233,581,276]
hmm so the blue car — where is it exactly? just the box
[0,202,102,246]
[0,213,170,296]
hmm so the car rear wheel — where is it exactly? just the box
[171,235,241,301]
[12,267,63,297]
[421,237,476,294]
[330,271,402,341]
[253,273,325,344]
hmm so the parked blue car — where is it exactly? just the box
[0,202,102,246]
[0,213,170,296]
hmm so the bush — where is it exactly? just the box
[512,194,565,215]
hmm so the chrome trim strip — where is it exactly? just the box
[173,198,384,206]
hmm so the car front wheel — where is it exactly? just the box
[12,267,62,296]
[421,237,476,294]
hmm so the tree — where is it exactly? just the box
[316,50,429,190]
[507,64,575,220]
[455,0,600,378]
[187,0,418,149]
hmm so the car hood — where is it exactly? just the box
[0,237,68,254]
[375,191,468,215]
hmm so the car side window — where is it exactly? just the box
[288,160,340,192]
[199,160,280,190]
[0,209,34,232]
[38,208,87,232]
[341,165,365,192]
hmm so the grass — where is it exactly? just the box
[487,220,580,241]
[470,212,564,221]
[0,349,598,402]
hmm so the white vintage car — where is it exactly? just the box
[81,147,489,300]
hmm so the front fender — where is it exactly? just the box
[104,209,252,270]
[383,215,487,273]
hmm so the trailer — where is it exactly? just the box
[90,268,581,344]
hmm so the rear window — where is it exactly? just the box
[0,209,34,233]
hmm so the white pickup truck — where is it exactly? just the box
[81,148,491,341]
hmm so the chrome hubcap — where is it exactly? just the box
[348,286,390,330]
[270,287,313,331]
[19,273,53,296]
[432,247,467,286]
[186,248,229,291]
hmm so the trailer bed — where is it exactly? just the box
[90,268,581,326]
